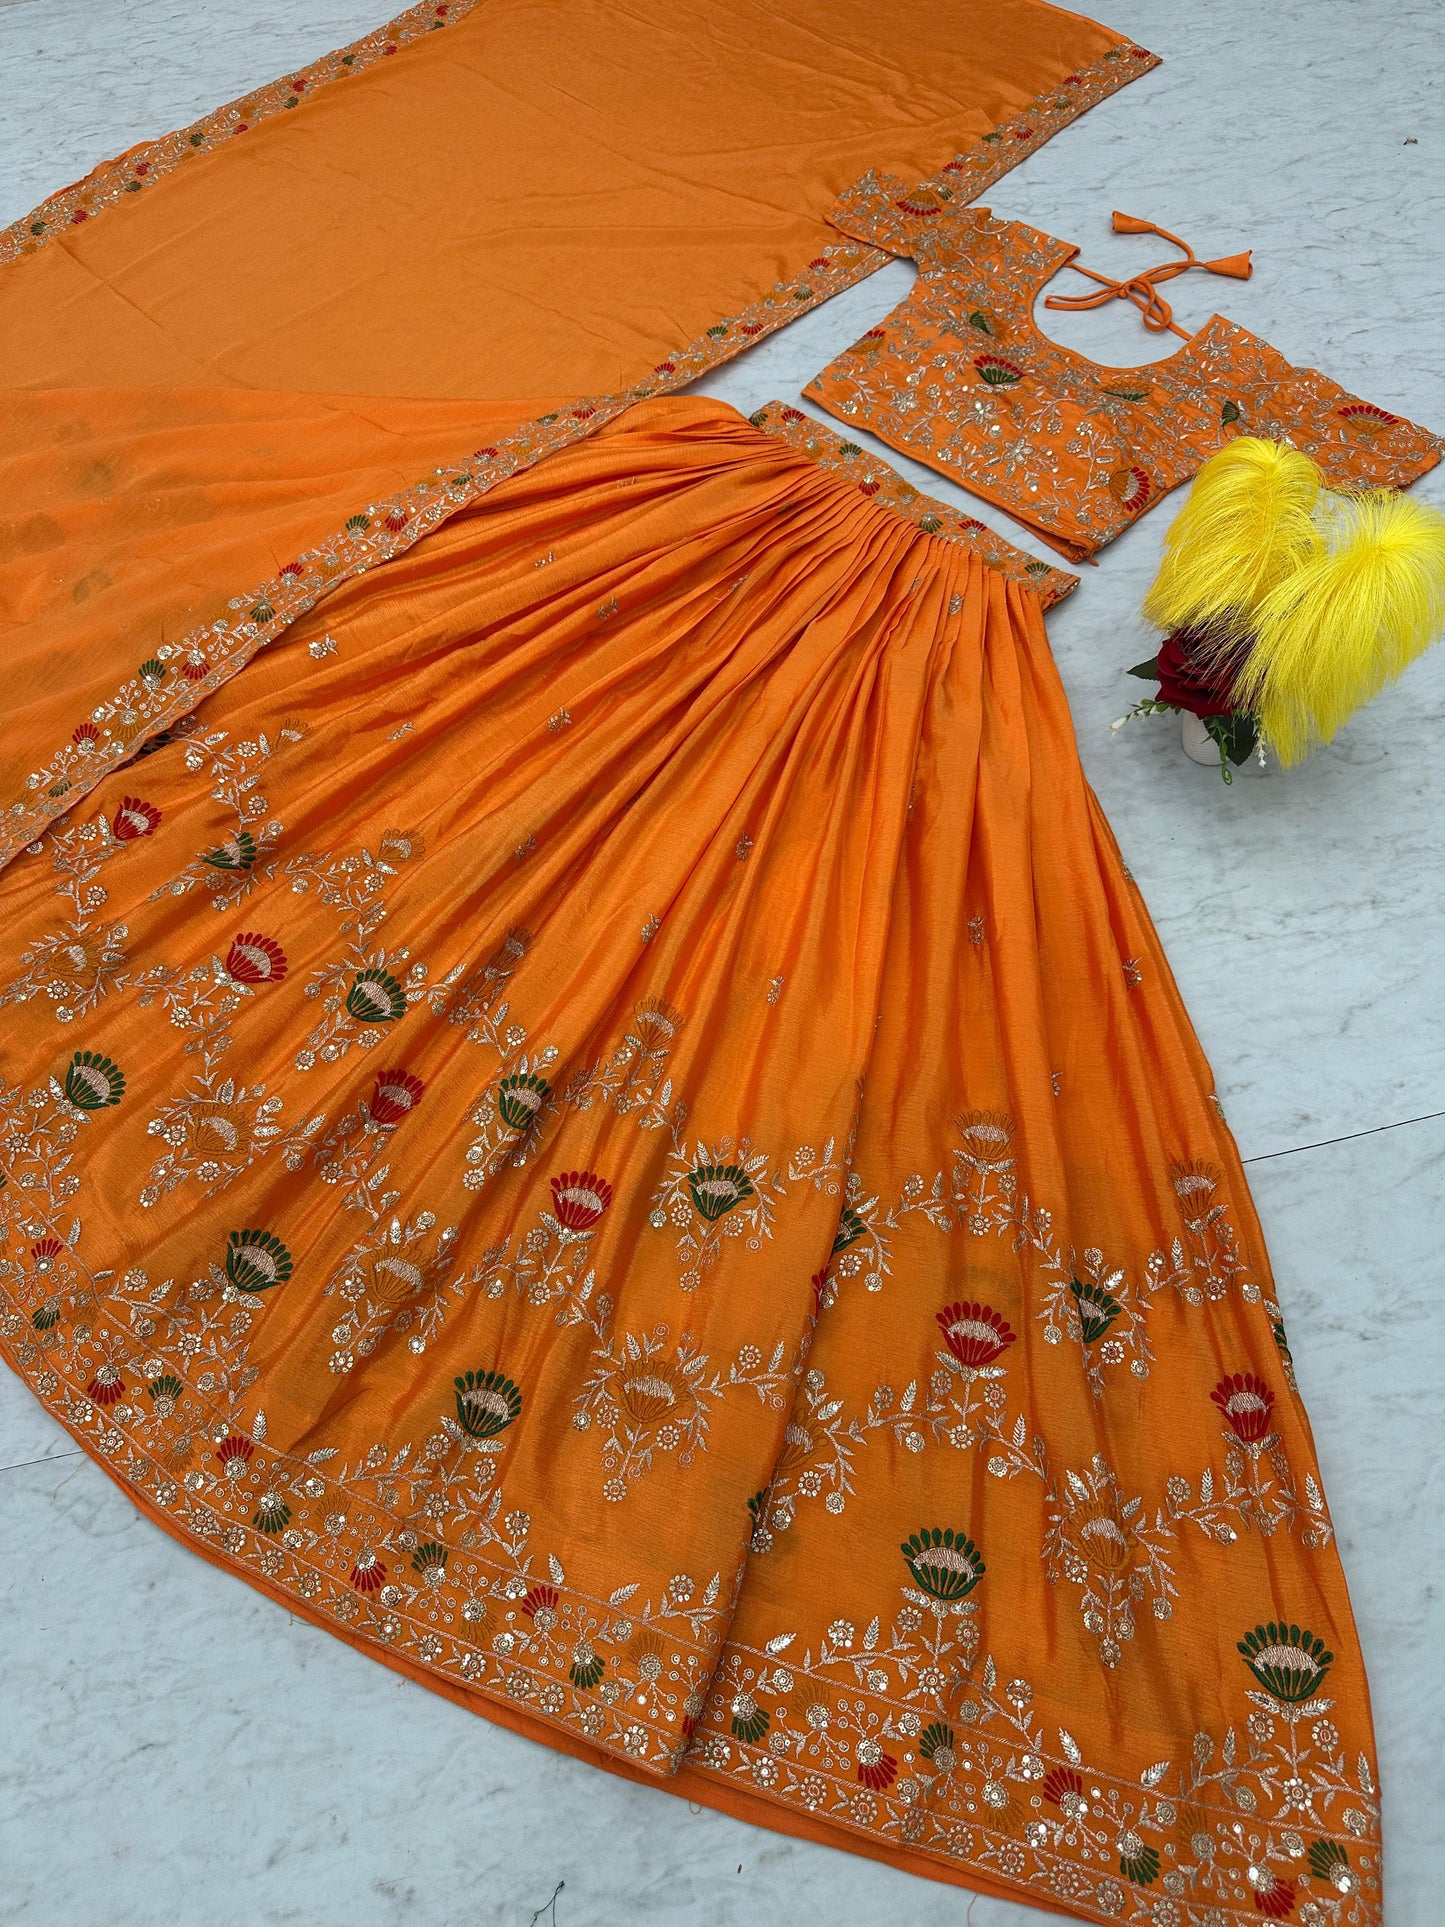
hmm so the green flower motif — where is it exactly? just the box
[146,1373,184,1405]
[901,1526,985,1601]
[918,1721,956,1770]
[253,1493,292,1534]
[569,1644,605,1690]
[1120,1843,1160,1886]
[966,308,997,334]
[1222,399,1243,425]
[496,1071,550,1133]
[917,512,942,534]
[203,830,258,872]
[730,1692,770,1744]
[250,603,276,625]
[1307,1840,1356,1892]
[345,968,407,1024]
[1069,1277,1122,1344]
[1238,1621,1334,1703]
[686,1162,755,1223]
[64,1050,125,1111]
[31,1299,62,1333]
[224,1228,294,1294]
[345,513,371,533]
[453,1368,523,1440]
[411,1541,449,1580]
[138,657,167,690]
[830,1204,866,1254]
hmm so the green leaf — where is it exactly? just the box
[1204,712,1259,767]
[1127,656,1161,680]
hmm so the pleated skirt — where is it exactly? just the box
[0,398,1379,1925]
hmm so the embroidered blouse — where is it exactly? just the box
[805,183,1442,562]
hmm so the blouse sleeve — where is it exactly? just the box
[1247,360,1441,493]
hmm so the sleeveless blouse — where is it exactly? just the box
[805,185,1442,561]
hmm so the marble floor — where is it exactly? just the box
[1,2,1442,1922]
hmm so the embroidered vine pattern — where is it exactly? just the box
[0,809,150,1020]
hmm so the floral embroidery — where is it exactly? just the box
[808,202,1440,561]
[748,404,1076,607]
[574,1327,788,1501]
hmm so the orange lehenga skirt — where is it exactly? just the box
[0,398,1379,1926]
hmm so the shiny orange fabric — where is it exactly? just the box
[0,1,1157,858]
[0,401,1381,1924]
[1,0,1145,399]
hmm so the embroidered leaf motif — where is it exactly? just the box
[765,1632,796,1655]
[1059,1728,1083,1766]
[609,1584,639,1606]
[548,1553,565,1585]
[1140,1760,1170,1787]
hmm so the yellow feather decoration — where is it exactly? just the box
[1143,436,1324,638]
[1237,489,1445,765]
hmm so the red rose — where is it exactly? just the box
[1152,627,1242,719]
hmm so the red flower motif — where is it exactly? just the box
[383,41,398,55]
[112,797,161,841]
[807,256,830,270]
[741,324,763,337]
[226,934,288,985]
[810,1267,830,1318]
[1211,1372,1276,1444]
[71,209,88,225]
[350,1552,387,1592]
[521,1584,559,1620]
[1251,1868,1296,1918]
[279,561,303,578]
[655,361,677,376]
[942,159,966,173]
[1063,73,1083,84]
[385,512,408,532]
[1131,47,1153,58]
[1013,127,1034,140]
[471,447,498,461]
[291,77,307,92]
[1108,463,1152,512]
[180,658,210,682]
[780,407,805,422]
[216,1434,255,1476]
[134,162,150,176]
[859,479,880,496]
[72,723,100,750]
[936,1301,1017,1369]
[973,353,1025,388]
[86,1365,124,1406]
[1151,627,1242,720]
[894,198,941,218]
[1043,1766,1085,1809]
[369,1069,425,1124]
[571,406,597,420]
[236,123,249,134]
[549,1171,613,1232]
[856,1744,898,1791]
[30,1238,63,1267]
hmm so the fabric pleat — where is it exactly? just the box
[0,400,1380,1925]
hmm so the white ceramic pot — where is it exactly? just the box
[1180,712,1219,766]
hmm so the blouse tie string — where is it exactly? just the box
[1044,211,1253,342]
